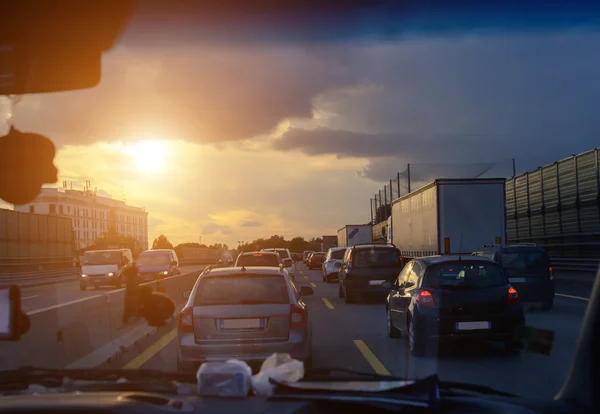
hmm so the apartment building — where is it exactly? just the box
[14,187,149,250]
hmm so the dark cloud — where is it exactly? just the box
[240,220,263,228]
[202,222,232,235]
[9,30,600,180]
[272,32,600,180]
[11,44,356,146]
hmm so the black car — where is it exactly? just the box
[472,243,554,310]
[337,244,405,303]
[384,256,525,357]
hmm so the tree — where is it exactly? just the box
[289,236,308,253]
[152,234,174,250]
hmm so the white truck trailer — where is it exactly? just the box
[337,224,373,248]
[391,178,506,259]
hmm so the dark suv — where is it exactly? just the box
[337,244,405,303]
[472,243,554,310]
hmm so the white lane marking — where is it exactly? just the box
[28,295,103,315]
[21,295,39,300]
[27,268,206,314]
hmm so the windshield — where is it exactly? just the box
[500,250,548,275]
[424,262,507,289]
[83,251,122,265]
[236,254,280,267]
[1,2,596,403]
[137,253,171,266]
[194,275,289,306]
[330,250,346,260]
[353,249,400,268]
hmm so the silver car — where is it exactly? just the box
[322,247,347,283]
[177,266,314,373]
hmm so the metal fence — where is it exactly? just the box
[506,147,600,259]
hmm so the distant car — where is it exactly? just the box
[177,266,314,372]
[472,243,554,310]
[337,243,404,303]
[218,252,234,267]
[136,249,180,281]
[384,255,525,357]
[322,247,347,283]
[261,248,295,279]
[308,252,326,269]
[303,251,314,264]
[292,253,302,261]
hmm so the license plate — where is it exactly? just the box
[221,318,263,330]
[368,280,386,286]
[509,277,526,283]
[456,321,491,330]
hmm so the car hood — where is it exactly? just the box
[81,264,118,274]
[137,265,170,273]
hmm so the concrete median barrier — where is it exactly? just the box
[0,267,206,371]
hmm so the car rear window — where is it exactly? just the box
[137,252,171,266]
[500,250,548,276]
[265,249,290,259]
[353,248,400,268]
[331,250,346,259]
[236,253,280,267]
[423,262,507,289]
[194,275,289,306]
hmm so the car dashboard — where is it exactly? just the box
[0,391,580,414]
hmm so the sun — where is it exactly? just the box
[126,140,167,173]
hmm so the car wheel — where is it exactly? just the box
[541,297,554,311]
[79,282,86,291]
[304,354,313,370]
[344,285,355,304]
[177,354,194,373]
[503,333,522,355]
[408,319,425,357]
[387,307,401,338]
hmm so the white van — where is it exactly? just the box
[80,248,133,290]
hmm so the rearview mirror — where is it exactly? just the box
[170,260,177,266]
[300,286,314,296]
[0,286,30,341]
[183,289,191,300]
[283,258,293,267]
[382,281,393,290]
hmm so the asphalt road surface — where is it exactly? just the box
[112,262,592,400]
[19,265,207,314]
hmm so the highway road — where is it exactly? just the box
[111,262,593,400]
[18,264,207,314]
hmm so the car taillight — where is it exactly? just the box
[416,290,435,308]
[290,304,307,328]
[508,286,520,305]
[548,266,553,280]
[178,306,193,332]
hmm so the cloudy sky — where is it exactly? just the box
[2,13,599,247]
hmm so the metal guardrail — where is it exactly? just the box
[0,258,218,287]
[551,258,600,273]
[0,268,78,287]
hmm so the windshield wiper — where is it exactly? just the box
[304,367,406,381]
[437,381,516,397]
[0,367,196,391]
[303,369,515,398]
